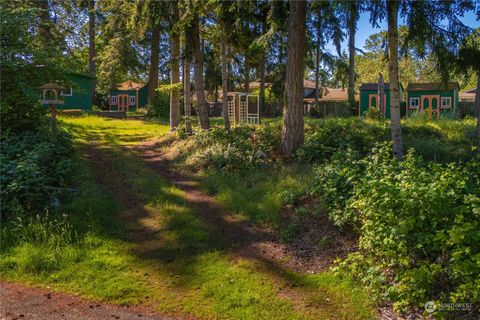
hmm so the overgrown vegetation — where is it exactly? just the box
[1,130,75,220]
[193,125,281,174]
[1,159,149,304]
[313,145,480,317]
[163,116,478,318]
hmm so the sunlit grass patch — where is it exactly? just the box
[200,164,312,228]
[60,114,170,145]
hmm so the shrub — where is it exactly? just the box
[331,146,480,317]
[309,149,365,228]
[0,129,75,220]
[146,91,169,119]
[194,125,281,174]
[364,107,383,120]
[298,118,388,162]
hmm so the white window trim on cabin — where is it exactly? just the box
[111,96,118,104]
[60,87,73,96]
[410,97,420,109]
[129,96,135,105]
[441,97,451,108]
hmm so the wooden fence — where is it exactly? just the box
[97,111,126,119]
[307,101,356,118]
[459,102,475,117]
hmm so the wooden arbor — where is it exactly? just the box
[227,92,259,125]
[40,82,65,133]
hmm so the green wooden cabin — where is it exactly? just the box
[406,83,459,119]
[109,81,148,111]
[40,73,94,110]
[359,83,404,118]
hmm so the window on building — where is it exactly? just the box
[60,87,73,96]
[410,97,419,108]
[129,96,135,105]
[111,96,118,104]
[441,97,451,108]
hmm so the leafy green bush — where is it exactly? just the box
[309,149,365,228]
[298,119,388,162]
[146,91,169,119]
[0,129,75,220]
[328,145,480,317]
[194,125,281,174]
[364,107,384,120]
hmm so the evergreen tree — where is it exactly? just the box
[170,1,181,130]
[281,0,307,155]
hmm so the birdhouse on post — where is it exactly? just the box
[39,82,65,133]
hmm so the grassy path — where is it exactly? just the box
[1,116,376,320]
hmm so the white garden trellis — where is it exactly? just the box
[227,92,260,125]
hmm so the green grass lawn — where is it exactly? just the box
[61,114,171,144]
[1,115,376,319]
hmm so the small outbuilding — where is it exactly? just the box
[303,87,358,117]
[406,82,459,119]
[40,73,94,111]
[459,88,476,102]
[359,83,404,118]
[109,81,148,111]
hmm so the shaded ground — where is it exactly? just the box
[0,281,174,320]
[133,138,358,274]
[80,137,377,319]
[2,118,380,320]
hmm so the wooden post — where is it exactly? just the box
[136,89,139,111]
[378,73,385,116]
[50,104,57,133]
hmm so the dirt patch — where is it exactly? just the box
[0,281,176,320]
[278,196,358,272]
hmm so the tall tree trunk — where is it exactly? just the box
[148,24,161,105]
[475,72,480,153]
[169,4,181,131]
[36,0,51,44]
[221,32,231,130]
[88,0,96,105]
[378,73,385,115]
[281,0,307,155]
[277,36,285,116]
[184,58,193,134]
[192,16,210,129]
[347,2,357,112]
[244,58,250,92]
[387,0,404,160]
[259,59,266,113]
[259,48,266,114]
[314,13,321,111]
